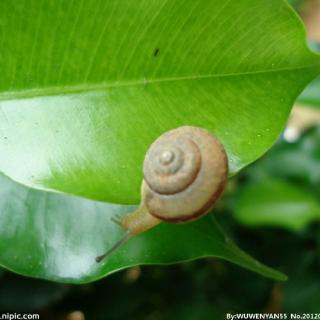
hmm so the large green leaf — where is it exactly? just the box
[0,174,286,283]
[0,0,319,203]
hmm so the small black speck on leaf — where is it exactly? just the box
[153,48,160,57]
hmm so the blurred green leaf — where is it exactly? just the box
[248,127,320,188]
[284,275,320,312]
[287,0,302,9]
[0,174,286,283]
[298,76,320,108]
[297,43,320,108]
[0,0,319,203]
[309,42,320,53]
[231,127,320,230]
[233,179,320,231]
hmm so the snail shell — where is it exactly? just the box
[142,126,228,222]
[95,126,229,262]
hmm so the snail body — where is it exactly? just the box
[96,126,228,262]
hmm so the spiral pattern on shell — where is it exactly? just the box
[142,126,228,222]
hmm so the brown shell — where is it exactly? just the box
[142,126,228,223]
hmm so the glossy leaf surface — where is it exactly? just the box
[0,174,286,283]
[0,0,319,203]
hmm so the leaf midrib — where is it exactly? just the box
[0,63,319,102]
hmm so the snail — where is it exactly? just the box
[96,126,228,262]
